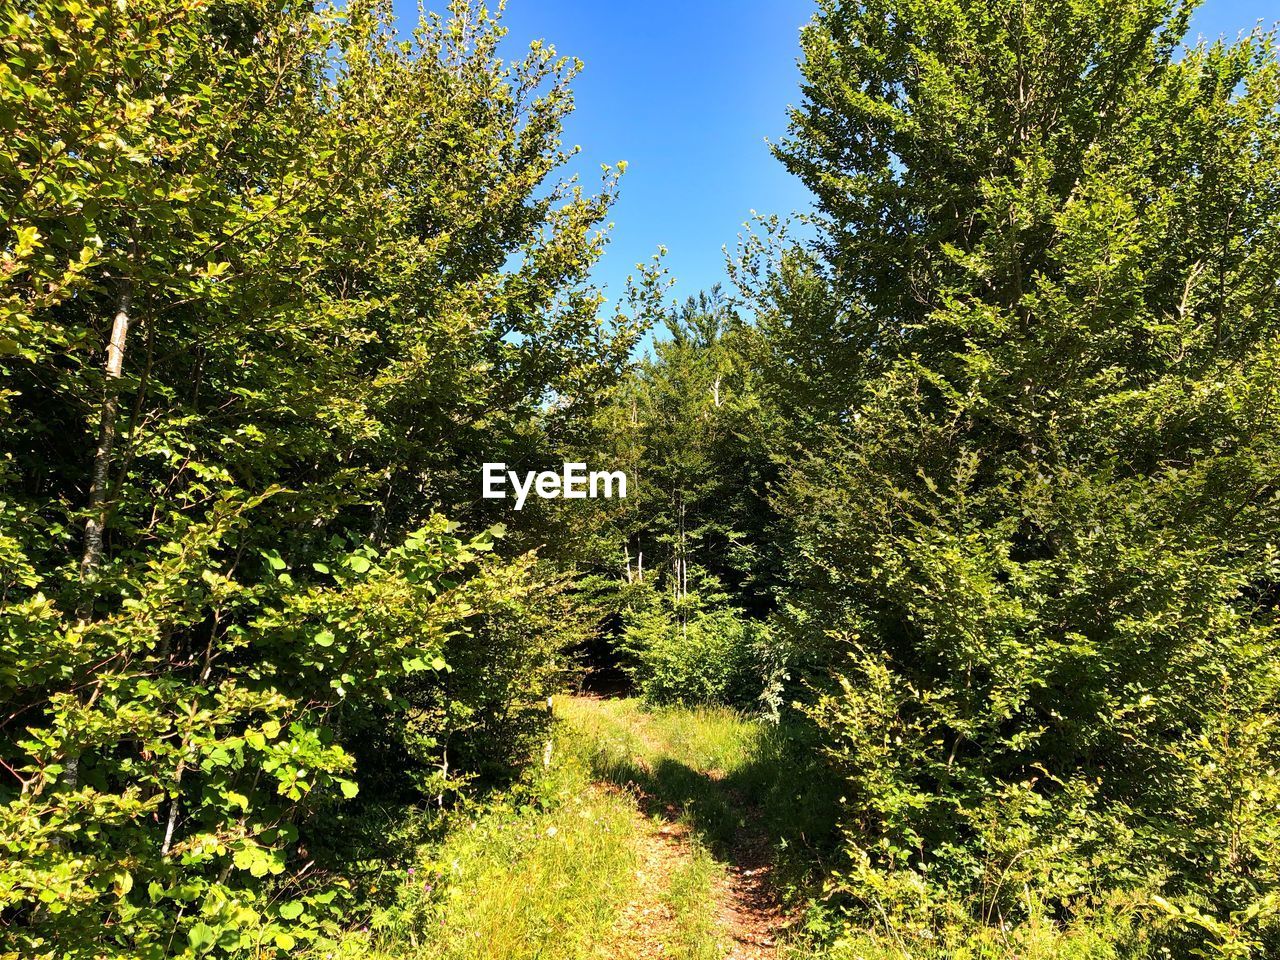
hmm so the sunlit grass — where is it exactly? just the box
[333,701,748,960]
[790,912,1154,960]
[556,695,766,779]
[339,756,643,960]
[328,698,1162,960]
[557,695,838,883]
[662,837,726,960]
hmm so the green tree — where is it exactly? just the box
[559,288,786,704]
[757,0,1280,952]
[0,1,636,955]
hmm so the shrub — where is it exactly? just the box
[0,508,552,958]
[621,601,767,708]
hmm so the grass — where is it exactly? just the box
[800,912,1155,960]
[331,697,756,960]
[337,753,643,960]
[661,837,725,960]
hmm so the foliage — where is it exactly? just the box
[1,505,540,957]
[751,0,1280,954]
[619,587,769,709]
[6,0,1280,955]
[0,0,637,955]
[565,288,781,624]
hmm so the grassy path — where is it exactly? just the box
[342,695,820,960]
[559,696,796,960]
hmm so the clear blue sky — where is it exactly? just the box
[393,1,1277,308]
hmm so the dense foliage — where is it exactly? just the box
[4,0,1279,957]
[0,0,637,955]
[768,1,1280,953]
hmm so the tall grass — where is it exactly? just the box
[338,756,643,960]
[780,908,1154,960]
[557,695,839,888]
[558,696,765,779]
[333,699,1167,960]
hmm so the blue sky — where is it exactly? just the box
[393,1,1278,308]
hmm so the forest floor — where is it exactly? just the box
[570,696,798,960]
[343,695,820,960]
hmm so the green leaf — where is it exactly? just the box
[188,922,218,953]
[278,901,304,920]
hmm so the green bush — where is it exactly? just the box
[621,600,767,708]
[0,510,553,958]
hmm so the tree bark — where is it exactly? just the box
[160,760,186,856]
[78,284,133,615]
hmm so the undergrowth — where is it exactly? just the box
[334,756,638,960]
[330,698,1170,960]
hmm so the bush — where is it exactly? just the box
[0,509,554,958]
[620,600,767,708]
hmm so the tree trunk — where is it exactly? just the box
[160,760,186,856]
[78,284,133,615]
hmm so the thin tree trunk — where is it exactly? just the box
[678,500,687,603]
[109,311,154,498]
[161,761,186,856]
[79,283,133,613]
[64,284,134,793]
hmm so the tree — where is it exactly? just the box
[0,1,636,955]
[761,0,1280,951]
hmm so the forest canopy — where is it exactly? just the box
[1,0,1278,958]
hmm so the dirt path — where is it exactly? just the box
[561,695,805,959]
[607,782,793,959]
[714,829,789,959]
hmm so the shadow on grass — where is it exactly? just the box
[583,723,841,904]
